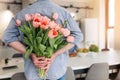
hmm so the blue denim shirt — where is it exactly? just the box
[2,0,83,80]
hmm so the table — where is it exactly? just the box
[0,58,24,79]
[68,49,120,70]
[0,46,18,60]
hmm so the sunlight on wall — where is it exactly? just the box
[70,12,76,20]
[108,0,114,48]
[109,0,114,27]
[108,29,114,48]
[0,10,14,35]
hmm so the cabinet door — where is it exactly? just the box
[82,18,98,46]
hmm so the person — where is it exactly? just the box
[2,0,83,80]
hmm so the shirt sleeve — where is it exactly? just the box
[66,14,83,48]
[2,17,20,46]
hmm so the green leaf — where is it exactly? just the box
[29,22,36,38]
[54,44,57,49]
[57,41,68,51]
[55,38,62,45]
[54,35,63,45]
[39,44,46,53]
[18,27,26,33]
[36,37,42,44]
[41,33,44,38]
[25,46,33,59]
[29,34,33,45]
[63,20,68,28]
[42,29,49,45]
[23,36,31,46]
[46,47,53,58]
[49,38,55,48]
[33,39,37,51]
[28,21,33,29]
[37,28,43,37]
[55,34,63,40]
[24,25,31,34]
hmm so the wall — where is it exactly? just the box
[83,0,106,50]
[98,0,105,50]
[114,0,120,49]
[86,0,106,50]
[28,0,96,20]
[79,0,105,50]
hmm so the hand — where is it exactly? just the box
[31,53,56,72]
[31,54,48,69]
[45,54,56,72]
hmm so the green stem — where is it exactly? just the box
[38,68,46,80]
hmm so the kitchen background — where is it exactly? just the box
[0,0,118,51]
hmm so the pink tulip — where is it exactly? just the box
[48,29,58,39]
[60,28,70,37]
[49,21,56,29]
[25,14,32,21]
[32,15,42,28]
[31,14,35,19]
[66,36,74,43]
[52,13,58,20]
[16,19,21,26]
[40,16,50,29]
[34,13,41,17]
[55,24,61,30]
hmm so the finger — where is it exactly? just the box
[31,54,36,58]
[38,64,48,69]
[34,63,40,67]
[33,60,39,65]
[37,58,46,62]
[40,65,48,70]
[37,58,48,64]
[31,55,37,61]
[35,61,48,66]
[45,64,50,72]
[35,60,47,64]
[46,58,51,61]
[37,57,45,60]
[33,58,44,64]
[34,63,47,68]
[46,58,52,64]
[33,60,48,68]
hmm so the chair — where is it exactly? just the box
[12,53,23,58]
[85,63,109,80]
[66,66,75,80]
[114,69,120,80]
[109,64,120,80]
[11,72,26,80]
[11,67,75,80]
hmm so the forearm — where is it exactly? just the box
[9,41,26,54]
[52,43,75,58]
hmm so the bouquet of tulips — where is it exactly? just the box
[16,13,74,79]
